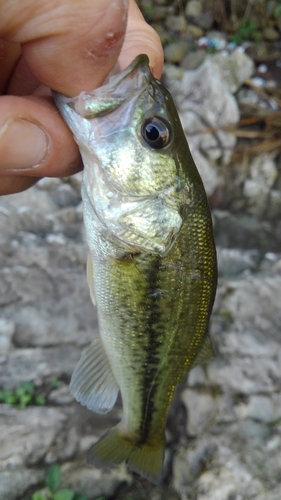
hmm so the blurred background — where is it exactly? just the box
[0,1,281,499]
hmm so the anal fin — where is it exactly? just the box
[70,337,119,414]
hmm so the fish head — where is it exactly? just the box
[53,55,197,255]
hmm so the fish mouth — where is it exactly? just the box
[53,54,152,114]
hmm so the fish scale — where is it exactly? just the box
[53,54,217,483]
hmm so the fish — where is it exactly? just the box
[53,54,217,483]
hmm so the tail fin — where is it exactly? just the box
[86,427,165,483]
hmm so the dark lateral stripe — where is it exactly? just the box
[138,255,163,444]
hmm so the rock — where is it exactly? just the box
[194,11,214,30]
[0,346,80,388]
[213,210,279,252]
[243,154,278,217]
[164,42,186,64]
[164,15,187,32]
[15,208,53,236]
[145,5,174,21]
[216,247,260,277]
[0,406,68,468]
[36,177,61,191]
[210,49,255,93]
[0,319,15,360]
[172,440,218,498]
[185,24,204,38]
[182,50,205,70]
[0,231,97,351]
[60,463,132,499]
[185,0,203,18]
[182,389,218,434]
[48,383,73,405]
[263,27,280,41]
[164,59,239,196]
[45,426,79,463]
[0,469,45,500]
[49,183,80,208]
[189,149,222,197]
[247,395,275,423]
[214,273,281,342]
[0,187,57,214]
[268,190,281,219]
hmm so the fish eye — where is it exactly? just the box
[141,117,171,150]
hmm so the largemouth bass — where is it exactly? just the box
[53,54,217,483]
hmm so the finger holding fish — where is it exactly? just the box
[0,0,163,195]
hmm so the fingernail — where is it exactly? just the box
[0,118,50,171]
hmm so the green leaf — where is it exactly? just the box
[274,4,281,18]
[18,394,32,407]
[32,493,48,500]
[50,376,60,389]
[45,464,61,492]
[6,393,17,404]
[20,381,35,394]
[53,489,75,500]
[35,395,46,406]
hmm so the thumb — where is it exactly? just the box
[0,0,128,95]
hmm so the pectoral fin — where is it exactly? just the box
[70,337,119,414]
[87,253,96,305]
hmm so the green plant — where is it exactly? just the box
[32,464,88,500]
[232,19,262,44]
[274,3,281,18]
[0,382,46,409]
[141,0,154,21]
[50,376,61,389]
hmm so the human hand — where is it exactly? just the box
[0,0,163,195]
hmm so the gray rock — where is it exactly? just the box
[15,208,53,236]
[48,383,73,405]
[182,389,218,434]
[164,15,187,32]
[145,5,174,21]
[182,50,205,70]
[185,24,204,38]
[210,49,255,93]
[36,177,61,191]
[185,0,203,18]
[164,58,239,196]
[0,319,15,360]
[213,210,280,252]
[194,11,214,30]
[60,463,132,499]
[0,406,67,468]
[164,42,186,64]
[216,247,260,277]
[216,274,281,341]
[268,190,281,219]
[0,469,45,500]
[49,183,80,208]
[0,346,80,388]
[263,27,280,41]
[243,154,278,217]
